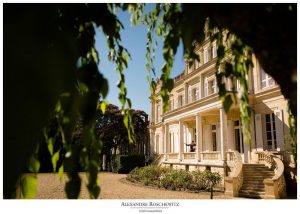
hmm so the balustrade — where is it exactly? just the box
[183,152,196,159]
[256,151,286,198]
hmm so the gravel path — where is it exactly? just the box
[35,172,229,199]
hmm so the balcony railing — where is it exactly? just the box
[200,151,221,160]
[167,153,179,159]
[183,152,196,160]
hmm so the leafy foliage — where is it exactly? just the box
[127,165,221,194]
[114,154,145,174]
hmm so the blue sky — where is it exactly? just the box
[95,5,185,114]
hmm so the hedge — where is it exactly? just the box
[115,154,145,174]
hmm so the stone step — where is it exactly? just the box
[243,164,266,168]
[243,172,275,177]
[239,190,265,199]
[242,180,265,185]
[240,185,265,190]
[243,169,272,172]
[243,170,271,173]
[243,175,273,179]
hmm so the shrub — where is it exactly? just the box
[126,165,222,195]
[115,154,145,174]
[189,171,207,191]
[127,165,170,186]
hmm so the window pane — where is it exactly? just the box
[234,120,239,126]
[273,131,277,139]
[267,141,273,149]
[265,114,270,122]
[212,125,216,130]
[273,121,276,130]
[266,122,271,131]
[261,68,266,80]
[267,131,272,140]
[268,78,274,85]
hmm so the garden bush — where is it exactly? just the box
[115,154,145,174]
[127,166,221,193]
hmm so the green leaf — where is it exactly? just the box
[21,174,38,199]
[58,165,64,179]
[47,137,54,155]
[100,101,109,114]
[28,155,40,173]
[51,150,60,172]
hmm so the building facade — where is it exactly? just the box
[149,39,293,198]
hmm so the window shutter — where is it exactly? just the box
[274,109,284,151]
[255,114,264,151]
[188,88,192,103]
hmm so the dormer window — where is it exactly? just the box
[261,67,274,89]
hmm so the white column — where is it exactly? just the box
[178,120,183,161]
[220,108,227,161]
[164,124,169,160]
[196,114,203,162]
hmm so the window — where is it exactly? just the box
[204,47,209,64]
[156,104,161,123]
[261,67,274,89]
[195,56,200,69]
[192,87,199,102]
[178,94,184,107]
[234,120,244,153]
[169,99,174,111]
[212,43,217,58]
[204,76,217,97]
[212,125,217,151]
[265,113,277,150]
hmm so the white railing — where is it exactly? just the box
[257,151,286,199]
[200,151,221,160]
[224,151,243,197]
[183,152,196,159]
[167,153,179,159]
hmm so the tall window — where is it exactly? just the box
[265,113,277,150]
[156,104,161,123]
[212,43,217,59]
[204,47,208,64]
[178,94,184,107]
[169,99,174,111]
[192,87,199,102]
[261,67,274,89]
[234,120,244,153]
[212,125,217,151]
[204,77,217,97]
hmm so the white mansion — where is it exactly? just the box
[149,39,295,199]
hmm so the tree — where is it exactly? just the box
[4,3,296,198]
[94,103,149,171]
